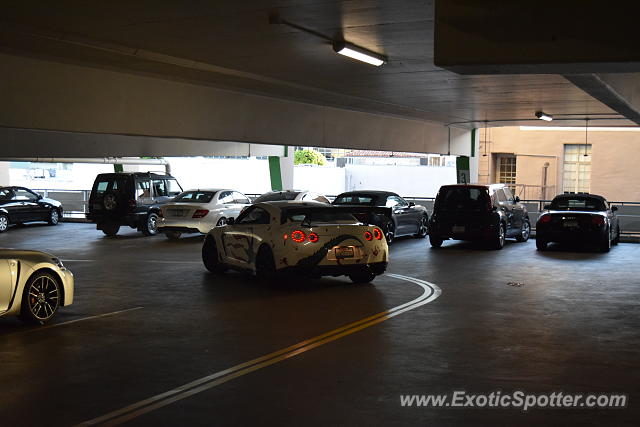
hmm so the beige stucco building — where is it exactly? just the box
[477,126,640,202]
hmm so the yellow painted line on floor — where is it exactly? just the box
[77,274,441,426]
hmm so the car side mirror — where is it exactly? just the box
[408,201,415,207]
[226,217,235,225]
[612,206,618,212]
[37,194,43,200]
[514,196,520,203]
[543,204,551,210]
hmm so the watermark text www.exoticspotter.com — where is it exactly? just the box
[400,391,628,411]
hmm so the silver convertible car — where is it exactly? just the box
[0,249,74,324]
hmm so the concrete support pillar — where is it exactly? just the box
[0,162,10,186]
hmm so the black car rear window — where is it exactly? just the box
[174,191,215,203]
[254,192,299,202]
[550,197,606,211]
[436,187,488,210]
[333,195,376,205]
[93,176,127,194]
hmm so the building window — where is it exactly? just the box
[497,156,516,187]
[563,144,591,194]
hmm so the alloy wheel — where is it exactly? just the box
[0,215,8,232]
[521,222,530,240]
[27,275,60,322]
[50,210,59,224]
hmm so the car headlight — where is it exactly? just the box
[51,257,65,268]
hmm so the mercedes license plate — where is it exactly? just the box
[563,220,578,227]
[335,247,355,259]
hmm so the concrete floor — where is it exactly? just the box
[0,222,638,426]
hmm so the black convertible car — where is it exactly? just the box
[332,190,429,243]
[536,194,620,252]
[0,186,63,232]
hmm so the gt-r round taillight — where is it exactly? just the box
[291,230,306,243]
[591,216,605,226]
[364,231,373,241]
[373,228,383,240]
[308,232,319,243]
[539,215,551,224]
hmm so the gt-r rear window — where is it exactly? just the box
[550,197,606,211]
[287,212,358,224]
[333,195,375,205]
[174,191,215,203]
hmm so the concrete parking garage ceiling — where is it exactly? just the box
[0,0,632,128]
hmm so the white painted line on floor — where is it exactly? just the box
[77,274,441,426]
[7,307,144,336]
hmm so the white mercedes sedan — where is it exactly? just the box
[158,189,252,239]
[202,201,389,283]
[0,249,74,324]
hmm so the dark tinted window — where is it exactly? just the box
[253,192,299,203]
[237,207,270,224]
[550,197,606,211]
[436,187,489,210]
[174,191,215,203]
[152,179,168,197]
[0,188,13,199]
[333,195,376,205]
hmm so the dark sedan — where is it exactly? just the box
[332,190,429,243]
[536,194,619,252]
[0,187,63,232]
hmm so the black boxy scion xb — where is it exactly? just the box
[87,172,182,237]
[428,184,530,249]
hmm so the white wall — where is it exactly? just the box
[294,166,346,195]
[294,163,457,197]
[345,165,457,197]
[167,157,271,195]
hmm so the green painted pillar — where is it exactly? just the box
[268,146,293,191]
[456,156,470,184]
[268,156,283,191]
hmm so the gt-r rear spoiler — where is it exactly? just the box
[281,206,392,225]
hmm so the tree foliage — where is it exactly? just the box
[294,149,327,166]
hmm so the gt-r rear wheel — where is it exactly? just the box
[19,271,61,325]
[255,245,277,283]
[349,269,376,284]
[202,236,227,273]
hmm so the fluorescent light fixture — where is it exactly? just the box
[333,41,386,66]
[535,111,553,121]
